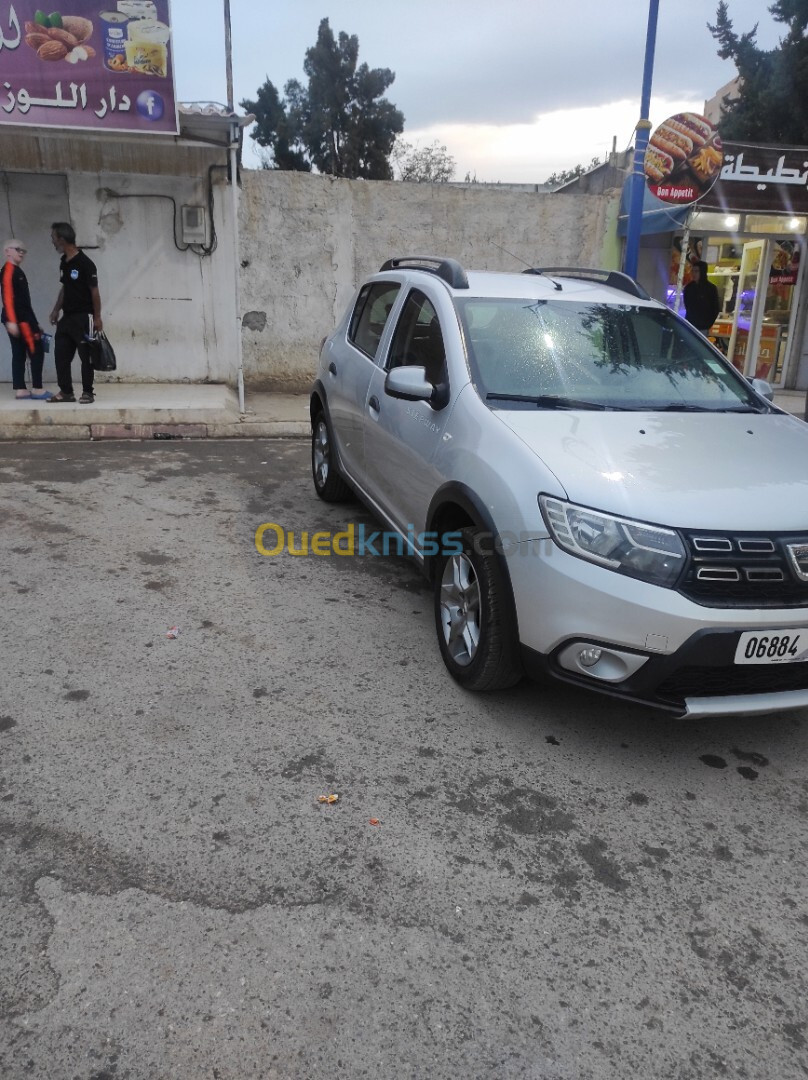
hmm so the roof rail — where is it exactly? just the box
[522,266,650,300]
[379,256,469,289]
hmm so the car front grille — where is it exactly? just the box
[677,530,808,608]
[657,661,808,700]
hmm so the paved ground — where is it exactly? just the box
[1,440,807,1080]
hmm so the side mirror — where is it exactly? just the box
[385,366,433,402]
[746,376,774,402]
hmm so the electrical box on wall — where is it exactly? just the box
[181,205,208,245]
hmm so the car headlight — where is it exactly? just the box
[539,495,686,588]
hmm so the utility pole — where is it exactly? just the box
[224,0,246,414]
[623,0,660,281]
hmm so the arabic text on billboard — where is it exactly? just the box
[700,144,808,214]
[0,0,177,134]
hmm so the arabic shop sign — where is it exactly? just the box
[699,143,808,213]
[0,0,177,134]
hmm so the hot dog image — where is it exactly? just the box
[644,112,722,202]
[650,127,693,163]
[645,146,675,182]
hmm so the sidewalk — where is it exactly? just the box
[0,382,804,441]
[0,383,311,440]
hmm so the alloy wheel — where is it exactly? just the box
[313,418,330,490]
[439,551,481,667]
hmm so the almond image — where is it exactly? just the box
[24,20,39,33]
[25,32,49,48]
[37,40,68,60]
[60,16,93,42]
[47,27,79,47]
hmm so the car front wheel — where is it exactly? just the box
[434,526,522,691]
[312,410,352,502]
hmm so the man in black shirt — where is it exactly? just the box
[48,221,103,404]
[682,260,720,336]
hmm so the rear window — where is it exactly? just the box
[348,282,400,359]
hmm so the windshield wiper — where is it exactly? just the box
[656,402,767,413]
[486,393,632,411]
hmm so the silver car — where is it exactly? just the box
[310,257,808,719]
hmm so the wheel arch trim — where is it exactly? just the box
[426,482,521,642]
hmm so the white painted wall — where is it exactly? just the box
[2,165,238,385]
[239,170,621,392]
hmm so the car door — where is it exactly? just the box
[325,280,401,480]
[363,286,452,538]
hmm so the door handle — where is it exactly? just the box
[368,395,380,412]
[328,361,337,375]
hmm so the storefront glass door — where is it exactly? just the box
[699,237,802,387]
[726,241,766,377]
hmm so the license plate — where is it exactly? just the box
[734,629,808,665]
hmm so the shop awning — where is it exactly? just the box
[617,173,691,236]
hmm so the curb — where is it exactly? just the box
[0,421,311,441]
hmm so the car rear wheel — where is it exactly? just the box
[312,411,352,502]
[434,526,522,690]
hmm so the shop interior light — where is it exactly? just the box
[789,218,802,230]
[724,215,739,229]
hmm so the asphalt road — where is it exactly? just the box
[1,439,807,1080]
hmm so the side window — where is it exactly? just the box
[348,282,400,360]
[387,289,447,385]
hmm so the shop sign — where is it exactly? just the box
[700,143,808,213]
[644,113,723,204]
[0,0,177,134]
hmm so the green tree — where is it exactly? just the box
[391,140,456,183]
[544,157,601,188]
[708,1,808,142]
[241,18,404,179]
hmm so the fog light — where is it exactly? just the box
[558,642,650,682]
[578,647,603,668]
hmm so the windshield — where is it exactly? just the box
[455,298,767,412]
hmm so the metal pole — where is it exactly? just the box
[673,223,690,316]
[224,0,245,414]
[623,0,660,281]
[230,137,245,415]
[224,0,234,111]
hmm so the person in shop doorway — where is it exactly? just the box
[683,259,720,336]
[1,239,51,400]
[47,221,102,404]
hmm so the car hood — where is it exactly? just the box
[495,408,808,531]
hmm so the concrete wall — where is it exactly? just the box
[239,170,621,392]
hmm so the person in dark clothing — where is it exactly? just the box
[1,239,50,400]
[48,221,103,404]
[683,260,720,335]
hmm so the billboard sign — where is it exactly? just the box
[644,113,723,205]
[699,143,808,214]
[0,0,178,134]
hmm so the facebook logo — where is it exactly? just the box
[136,90,165,121]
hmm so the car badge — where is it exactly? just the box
[786,542,808,581]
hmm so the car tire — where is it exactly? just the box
[312,410,352,503]
[434,525,523,691]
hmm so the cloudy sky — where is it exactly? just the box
[172,0,782,182]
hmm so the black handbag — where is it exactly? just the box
[90,331,117,372]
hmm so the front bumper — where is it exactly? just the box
[522,629,808,717]
[510,540,808,717]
